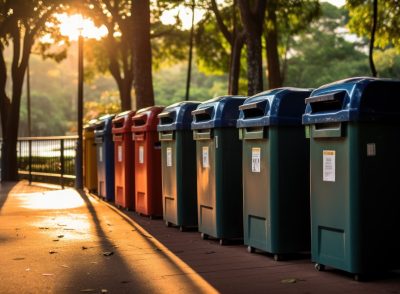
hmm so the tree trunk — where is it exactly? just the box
[265,3,283,89]
[228,33,245,95]
[118,77,132,111]
[132,0,154,109]
[245,32,264,95]
[237,0,266,96]
[369,0,378,77]
[2,70,25,181]
[0,49,10,136]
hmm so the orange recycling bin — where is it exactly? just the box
[131,106,165,217]
[112,110,136,210]
[83,119,98,193]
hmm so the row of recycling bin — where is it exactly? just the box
[83,77,400,280]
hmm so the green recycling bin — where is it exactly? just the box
[237,88,312,260]
[157,101,200,230]
[192,96,247,245]
[303,77,400,280]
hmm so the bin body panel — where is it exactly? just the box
[310,122,400,274]
[114,132,134,209]
[95,135,114,201]
[134,131,162,217]
[83,129,97,192]
[161,130,198,227]
[243,127,310,254]
[196,128,243,239]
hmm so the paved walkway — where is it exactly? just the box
[1,181,400,294]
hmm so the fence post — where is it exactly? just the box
[28,140,32,184]
[60,139,65,189]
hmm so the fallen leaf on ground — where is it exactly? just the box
[13,257,25,261]
[39,227,49,230]
[60,265,69,268]
[281,278,297,284]
[53,239,59,242]
[82,246,88,250]
[205,251,216,255]
[49,250,57,254]
[103,251,114,256]
[42,273,54,276]
[57,235,64,238]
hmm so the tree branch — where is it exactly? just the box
[210,0,232,45]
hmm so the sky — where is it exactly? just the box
[57,0,348,41]
[322,0,346,7]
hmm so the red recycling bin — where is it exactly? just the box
[131,106,164,217]
[112,110,136,210]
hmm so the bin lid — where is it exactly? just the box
[94,114,115,136]
[236,88,312,128]
[131,106,164,132]
[157,101,201,131]
[83,118,98,131]
[191,96,247,129]
[112,110,136,133]
[303,77,400,124]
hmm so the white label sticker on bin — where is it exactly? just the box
[166,147,172,167]
[202,146,209,168]
[118,145,123,162]
[99,146,103,162]
[139,146,144,164]
[367,143,376,157]
[323,150,335,182]
[251,147,261,173]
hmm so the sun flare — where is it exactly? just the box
[58,13,108,41]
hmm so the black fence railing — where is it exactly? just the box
[17,136,78,188]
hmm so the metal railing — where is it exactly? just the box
[17,136,78,188]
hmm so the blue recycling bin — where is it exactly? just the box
[303,77,400,279]
[157,101,200,230]
[237,88,312,260]
[192,96,247,245]
[94,114,115,201]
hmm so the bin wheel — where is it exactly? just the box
[201,233,208,240]
[219,239,228,246]
[247,246,255,254]
[315,263,325,271]
[165,221,172,227]
[273,254,281,261]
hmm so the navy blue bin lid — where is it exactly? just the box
[236,88,312,128]
[94,114,115,137]
[303,77,400,124]
[191,96,247,130]
[157,101,201,131]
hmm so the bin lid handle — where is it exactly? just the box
[239,101,262,111]
[112,116,125,124]
[305,91,345,104]
[192,106,213,116]
[157,112,172,119]
[132,113,147,121]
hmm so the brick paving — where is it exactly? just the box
[1,181,400,293]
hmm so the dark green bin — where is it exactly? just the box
[157,102,200,230]
[237,88,312,260]
[191,96,246,244]
[303,77,400,279]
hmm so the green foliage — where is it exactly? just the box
[84,90,120,123]
[153,61,228,106]
[374,48,400,78]
[347,0,400,51]
[284,3,370,88]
